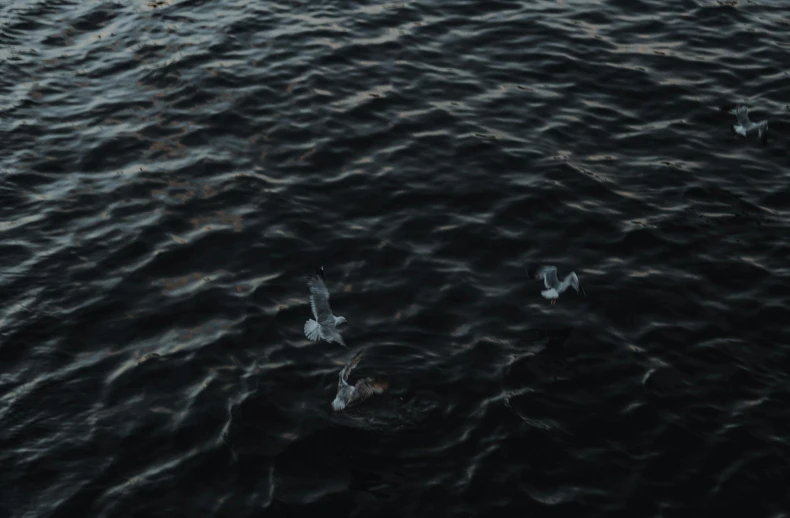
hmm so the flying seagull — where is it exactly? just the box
[304,266,347,346]
[332,350,388,411]
[731,104,768,144]
[526,264,586,304]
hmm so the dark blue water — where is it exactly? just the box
[2,0,790,516]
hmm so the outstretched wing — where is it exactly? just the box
[759,122,768,144]
[536,265,559,289]
[340,351,362,382]
[349,377,389,406]
[323,326,346,347]
[560,272,580,293]
[307,273,335,325]
[735,105,751,126]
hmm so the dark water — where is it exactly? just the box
[2,0,790,516]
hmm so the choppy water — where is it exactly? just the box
[2,0,790,516]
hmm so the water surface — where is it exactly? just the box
[2,1,790,516]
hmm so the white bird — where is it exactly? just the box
[304,266,347,346]
[527,265,586,305]
[332,350,388,411]
[732,104,768,144]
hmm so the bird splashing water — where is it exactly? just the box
[332,350,389,411]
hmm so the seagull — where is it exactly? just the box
[332,350,388,411]
[304,266,347,346]
[731,104,768,144]
[526,265,586,305]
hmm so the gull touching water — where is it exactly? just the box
[304,266,347,346]
[732,104,768,144]
[527,265,586,305]
[332,350,388,411]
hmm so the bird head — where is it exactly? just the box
[335,316,347,326]
[331,397,346,411]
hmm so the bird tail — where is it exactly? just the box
[304,319,321,341]
[541,289,558,299]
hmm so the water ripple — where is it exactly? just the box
[2,0,790,516]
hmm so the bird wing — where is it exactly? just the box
[349,377,389,406]
[536,265,559,289]
[735,105,751,126]
[307,273,335,326]
[759,121,768,143]
[339,350,362,382]
[559,272,580,293]
[322,325,346,346]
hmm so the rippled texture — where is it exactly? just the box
[2,0,790,516]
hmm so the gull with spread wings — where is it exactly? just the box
[332,350,388,411]
[731,104,768,144]
[304,266,347,346]
[526,264,586,305]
